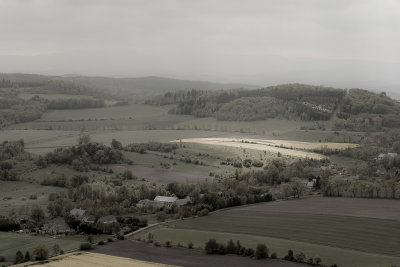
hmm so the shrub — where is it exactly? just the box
[117,234,125,240]
[14,250,24,264]
[87,235,94,243]
[245,248,255,257]
[255,243,268,259]
[239,247,247,256]
[107,237,113,242]
[283,249,295,261]
[314,256,322,265]
[33,245,49,260]
[295,252,306,263]
[271,252,277,259]
[165,240,171,248]
[205,239,218,254]
[226,239,236,254]
[79,243,92,251]
[154,241,160,247]
[0,256,5,262]
[52,244,60,255]
[188,242,193,249]
[197,208,209,217]
[24,251,30,262]
[98,241,105,245]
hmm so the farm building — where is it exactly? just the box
[82,215,96,224]
[70,208,86,217]
[377,153,398,160]
[306,181,315,189]
[39,223,71,235]
[154,196,178,206]
[136,196,191,208]
[98,215,117,224]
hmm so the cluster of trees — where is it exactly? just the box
[148,84,400,128]
[0,90,46,128]
[148,84,345,122]
[37,137,124,171]
[236,158,327,185]
[322,178,400,199]
[205,239,258,257]
[334,89,400,131]
[0,216,21,231]
[216,97,285,121]
[41,169,275,227]
[0,140,25,181]
[64,213,120,235]
[204,239,325,266]
[21,80,105,97]
[14,245,50,264]
[0,79,12,88]
[46,98,105,110]
[124,141,178,154]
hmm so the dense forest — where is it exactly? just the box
[148,84,400,130]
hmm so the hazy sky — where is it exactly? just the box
[1,0,399,91]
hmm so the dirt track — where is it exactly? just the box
[237,197,400,221]
[93,240,297,267]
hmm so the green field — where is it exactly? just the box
[0,232,107,266]
[135,210,400,267]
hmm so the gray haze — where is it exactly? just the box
[1,0,399,95]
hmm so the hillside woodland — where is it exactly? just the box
[148,84,400,131]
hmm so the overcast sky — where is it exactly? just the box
[1,0,399,92]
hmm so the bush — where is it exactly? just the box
[98,241,105,245]
[107,237,113,242]
[245,248,255,257]
[33,245,49,261]
[271,252,277,259]
[165,240,171,248]
[188,242,193,249]
[205,239,218,254]
[226,239,236,254]
[255,243,268,259]
[79,243,92,251]
[14,250,24,264]
[117,234,125,240]
[295,252,306,263]
[0,256,5,262]
[0,217,21,231]
[283,249,295,261]
[24,251,30,262]
[197,208,209,217]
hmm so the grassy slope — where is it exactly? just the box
[145,228,399,267]
[0,181,66,216]
[136,210,400,267]
[0,232,107,266]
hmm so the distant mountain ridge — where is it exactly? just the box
[0,73,259,98]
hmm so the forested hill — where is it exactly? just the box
[147,84,400,130]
